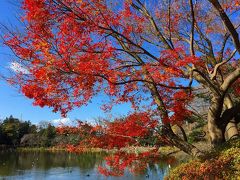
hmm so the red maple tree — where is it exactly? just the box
[2,0,240,157]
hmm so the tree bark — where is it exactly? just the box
[177,124,188,142]
[207,96,225,146]
[163,125,203,157]
[223,96,239,140]
[225,121,239,140]
[207,94,240,146]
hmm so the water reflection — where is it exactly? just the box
[0,150,171,179]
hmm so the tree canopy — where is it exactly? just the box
[2,0,240,156]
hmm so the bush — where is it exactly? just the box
[166,138,240,180]
[188,129,206,143]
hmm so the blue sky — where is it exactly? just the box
[0,0,131,125]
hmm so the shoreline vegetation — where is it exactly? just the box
[15,146,178,156]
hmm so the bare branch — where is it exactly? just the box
[221,67,240,92]
[208,0,240,53]
[131,0,173,49]
[210,49,237,80]
[189,0,195,56]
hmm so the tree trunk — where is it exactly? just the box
[207,96,225,146]
[177,124,188,142]
[207,117,224,146]
[163,125,203,157]
[207,95,240,146]
[225,120,239,140]
[223,96,239,140]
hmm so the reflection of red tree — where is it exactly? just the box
[98,150,176,176]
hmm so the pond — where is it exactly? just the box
[0,150,171,179]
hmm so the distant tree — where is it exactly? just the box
[29,124,37,134]
[20,133,39,147]
[39,123,56,147]
[1,116,20,145]
[19,121,31,138]
[0,115,36,146]
[0,121,5,144]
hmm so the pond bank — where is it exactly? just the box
[16,146,182,155]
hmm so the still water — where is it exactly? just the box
[0,150,171,180]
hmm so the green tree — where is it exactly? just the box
[0,116,35,146]
[1,116,20,145]
[39,123,56,147]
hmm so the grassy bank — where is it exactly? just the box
[16,145,181,153]
[17,147,65,152]
[16,147,113,153]
[16,146,160,153]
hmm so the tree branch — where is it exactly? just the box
[221,67,240,92]
[189,0,195,56]
[210,49,237,80]
[208,0,240,53]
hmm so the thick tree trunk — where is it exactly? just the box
[207,96,225,146]
[225,121,239,140]
[207,95,239,146]
[223,96,239,140]
[207,117,224,146]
